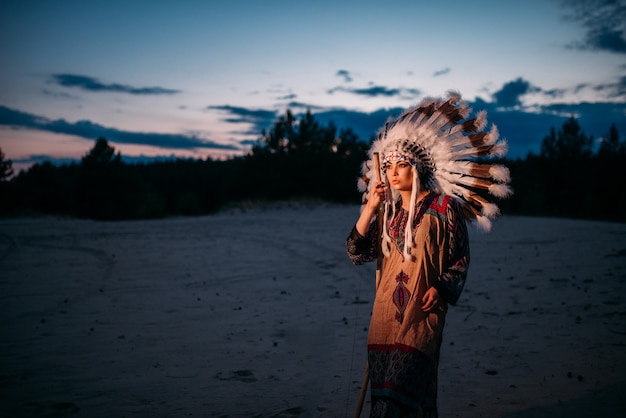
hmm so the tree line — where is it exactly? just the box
[1,109,625,222]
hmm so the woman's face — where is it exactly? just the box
[385,161,414,192]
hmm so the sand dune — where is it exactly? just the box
[1,204,625,417]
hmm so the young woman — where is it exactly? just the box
[347,92,512,417]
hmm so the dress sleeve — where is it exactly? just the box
[435,199,470,305]
[346,220,379,265]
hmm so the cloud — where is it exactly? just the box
[336,69,353,83]
[328,85,399,97]
[492,77,541,107]
[11,153,203,168]
[207,105,278,136]
[541,75,626,100]
[327,85,422,99]
[6,77,625,166]
[206,102,397,144]
[540,100,626,134]
[313,107,402,141]
[207,105,276,123]
[42,89,79,100]
[207,105,277,125]
[285,101,326,111]
[220,71,626,158]
[433,67,451,77]
[317,83,625,159]
[542,88,568,99]
[562,0,626,54]
[0,105,237,151]
[311,101,559,159]
[50,74,180,95]
[11,155,78,166]
[209,79,626,160]
[593,75,626,97]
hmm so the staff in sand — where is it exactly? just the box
[347,91,512,417]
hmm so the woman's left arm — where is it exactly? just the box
[436,199,470,305]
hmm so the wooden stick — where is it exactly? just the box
[354,152,383,418]
[374,153,383,288]
[354,362,369,418]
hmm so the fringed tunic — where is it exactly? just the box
[347,194,470,417]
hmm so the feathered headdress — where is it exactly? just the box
[358,91,513,258]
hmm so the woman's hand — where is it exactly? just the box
[355,181,385,236]
[366,181,385,211]
[421,287,440,312]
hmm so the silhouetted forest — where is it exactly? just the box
[1,109,625,222]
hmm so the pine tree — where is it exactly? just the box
[0,147,14,181]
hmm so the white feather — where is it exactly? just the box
[489,165,511,182]
[357,178,367,192]
[492,140,508,157]
[489,183,514,198]
[474,216,493,232]
[474,110,488,131]
[484,125,500,146]
[481,202,500,218]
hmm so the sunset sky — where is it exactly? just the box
[1,0,625,174]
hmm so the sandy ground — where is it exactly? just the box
[0,203,625,417]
